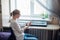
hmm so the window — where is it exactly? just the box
[1,0,10,26]
[34,0,47,14]
[10,0,48,19]
[1,0,49,27]
[16,0,30,16]
[33,0,48,18]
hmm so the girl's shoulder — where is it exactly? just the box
[9,19,16,23]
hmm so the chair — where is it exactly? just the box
[9,27,38,40]
[8,27,16,40]
[0,32,11,40]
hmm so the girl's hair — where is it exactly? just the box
[9,9,20,22]
[10,9,20,16]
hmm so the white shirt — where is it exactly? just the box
[9,19,24,37]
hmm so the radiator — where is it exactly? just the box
[28,29,48,40]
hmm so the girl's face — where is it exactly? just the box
[16,14,20,18]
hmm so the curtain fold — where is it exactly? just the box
[36,0,60,16]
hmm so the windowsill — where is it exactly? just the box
[19,17,51,21]
[2,16,51,27]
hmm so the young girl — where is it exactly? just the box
[9,9,31,40]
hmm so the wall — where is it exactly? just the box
[0,0,2,30]
[0,14,2,29]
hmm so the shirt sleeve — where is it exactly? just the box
[11,22,24,34]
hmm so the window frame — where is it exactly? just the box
[10,0,49,20]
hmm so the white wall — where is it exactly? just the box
[1,0,10,27]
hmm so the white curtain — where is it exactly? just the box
[36,0,60,17]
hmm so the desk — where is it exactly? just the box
[28,25,60,30]
[25,25,60,40]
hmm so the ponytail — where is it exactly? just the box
[9,12,13,23]
[10,9,20,16]
[10,12,13,16]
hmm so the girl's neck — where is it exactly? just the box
[13,16,16,20]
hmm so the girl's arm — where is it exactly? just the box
[11,22,24,33]
[22,22,31,30]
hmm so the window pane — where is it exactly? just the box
[40,0,47,6]
[1,0,10,26]
[10,0,16,12]
[10,0,48,19]
[16,0,30,16]
[34,0,45,14]
[33,0,48,18]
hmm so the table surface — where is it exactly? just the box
[28,25,60,30]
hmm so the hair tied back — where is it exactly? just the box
[10,12,13,16]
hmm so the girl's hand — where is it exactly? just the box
[24,22,31,30]
[26,22,31,26]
